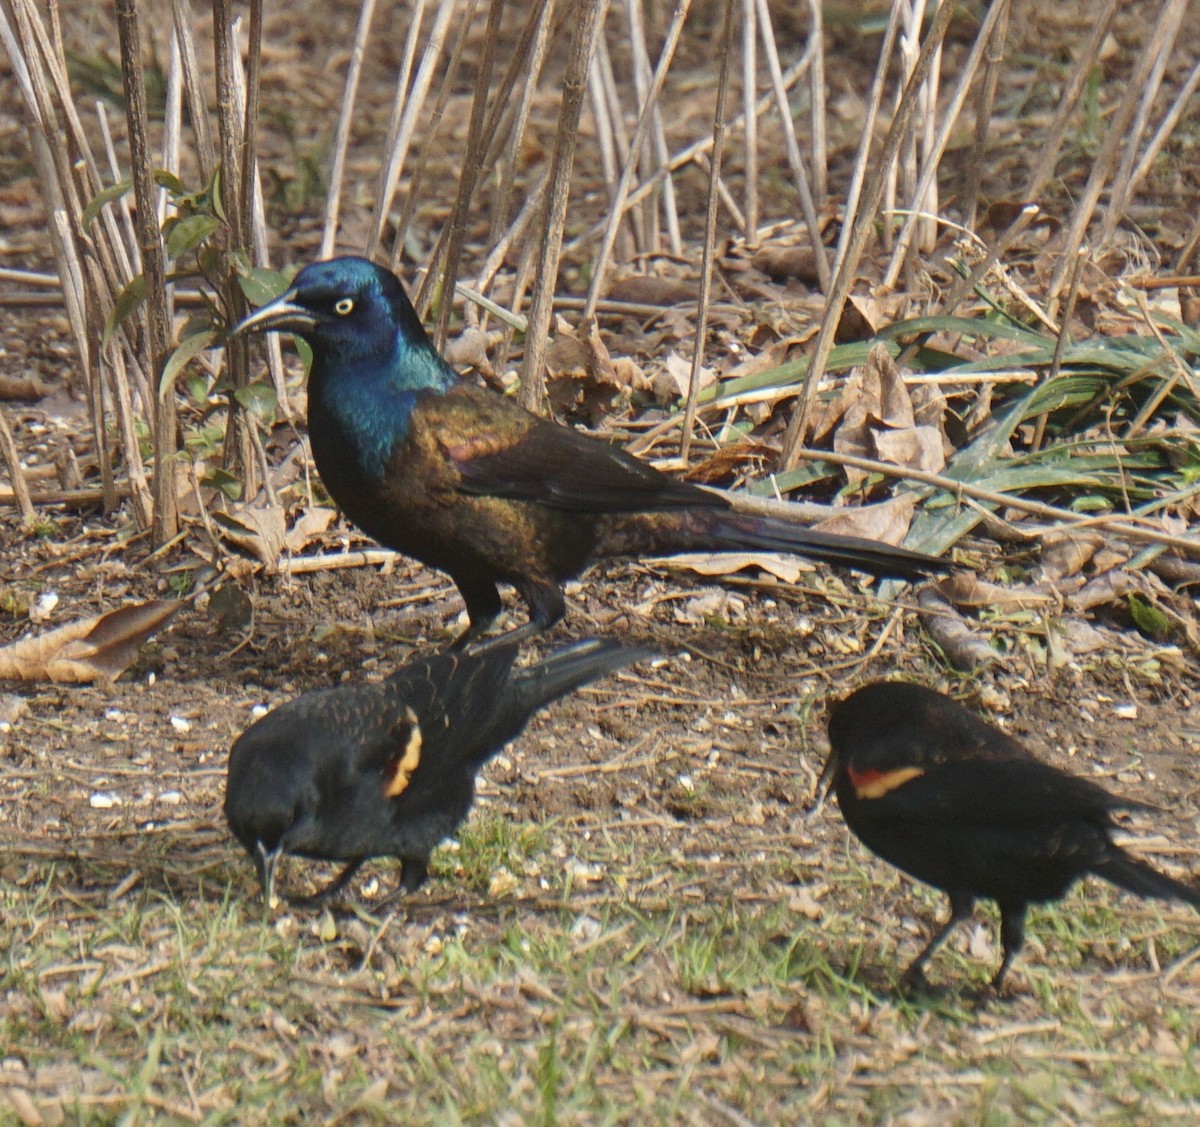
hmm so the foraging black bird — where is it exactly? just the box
[823,680,1200,991]
[224,637,652,906]
[234,256,944,646]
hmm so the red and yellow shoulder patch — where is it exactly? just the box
[847,765,924,800]
[383,708,424,798]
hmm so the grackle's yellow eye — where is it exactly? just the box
[334,298,354,315]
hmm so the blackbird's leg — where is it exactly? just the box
[990,903,1029,992]
[901,890,975,989]
[400,855,431,895]
[286,858,366,907]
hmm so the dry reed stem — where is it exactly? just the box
[582,0,691,323]
[433,0,498,349]
[961,0,1010,231]
[882,0,1009,290]
[807,0,826,209]
[116,0,176,542]
[1046,0,1185,307]
[754,0,828,289]
[628,0,682,256]
[320,0,378,259]
[739,0,757,241]
[0,406,35,525]
[519,0,610,412]
[1096,0,1188,249]
[778,0,956,472]
[680,0,735,463]
[368,0,453,259]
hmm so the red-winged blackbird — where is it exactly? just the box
[824,680,1200,990]
[224,637,653,906]
[233,257,944,648]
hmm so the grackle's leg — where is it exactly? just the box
[447,574,504,649]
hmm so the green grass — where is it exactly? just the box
[6,819,1200,1125]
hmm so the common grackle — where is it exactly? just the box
[823,680,1200,991]
[234,256,945,646]
[224,637,653,906]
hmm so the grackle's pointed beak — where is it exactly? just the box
[231,290,320,337]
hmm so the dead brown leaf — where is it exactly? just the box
[212,503,287,568]
[0,600,180,684]
[813,494,917,546]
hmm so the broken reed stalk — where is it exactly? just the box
[777,0,957,473]
[679,0,735,464]
[115,0,177,544]
[582,0,691,323]
[0,407,35,525]
[518,0,609,413]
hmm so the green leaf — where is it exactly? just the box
[154,169,185,195]
[237,266,291,307]
[102,275,145,348]
[233,381,277,422]
[1127,594,1170,641]
[159,329,218,401]
[203,466,242,501]
[82,178,132,231]
[165,213,221,260]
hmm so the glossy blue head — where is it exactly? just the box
[233,256,454,393]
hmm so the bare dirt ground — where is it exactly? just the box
[3,0,1200,1122]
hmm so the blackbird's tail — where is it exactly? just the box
[1095,849,1200,908]
[600,507,945,582]
[510,638,657,717]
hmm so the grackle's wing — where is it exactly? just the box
[437,387,719,513]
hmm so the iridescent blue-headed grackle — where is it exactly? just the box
[224,637,653,906]
[235,256,945,646]
[824,680,1200,990]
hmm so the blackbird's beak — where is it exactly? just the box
[231,290,320,337]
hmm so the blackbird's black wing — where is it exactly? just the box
[441,390,717,513]
[852,755,1147,828]
[371,646,523,777]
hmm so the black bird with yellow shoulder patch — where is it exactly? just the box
[824,680,1200,991]
[233,256,945,647]
[224,637,653,906]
